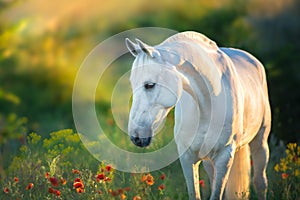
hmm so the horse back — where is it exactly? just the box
[220,48,271,145]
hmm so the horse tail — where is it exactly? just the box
[225,145,251,200]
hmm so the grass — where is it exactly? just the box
[0,124,299,199]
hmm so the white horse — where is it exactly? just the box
[126,31,271,200]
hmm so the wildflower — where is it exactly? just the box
[124,187,131,192]
[73,181,84,189]
[55,190,61,197]
[160,174,166,180]
[117,188,123,194]
[158,184,165,191]
[76,188,84,193]
[141,174,155,186]
[26,183,34,190]
[60,177,67,185]
[3,187,9,194]
[295,169,299,177]
[104,177,112,182]
[72,169,81,174]
[49,188,55,194]
[45,172,50,179]
[120,193,127,200]
[109,189,119,196]
[14,177,19,183]
[281,173,289,179]
[105,165,113,172]
[274,164,280,172]
[133,195,142,200]
[73,177,84,193]
[96,173,105,182]
[49,177,59,187]
[199,180,205,188]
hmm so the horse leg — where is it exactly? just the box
[180,149,201,200]
[203,160,214,190]
[249,124,270,200]
[210,144,235,200]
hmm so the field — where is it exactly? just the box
[0,0,299,199]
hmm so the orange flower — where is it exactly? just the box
[76,188,84,193]
[26,183,34,190]
[160,174,166,180]
[73,177,84,192]
[120,193,126,200]
[73,181,84,189]
[158,184,165,191]
[199,180,205,188]
[72,169,81,174]
[141,174,155,186]
[282,173,289,179]
[14,177,19,183]
[45,172,50,179]
[60,177,67,185]
[49,177,59,187]
[3,187,9,194]
[55,190,61,197]
[105,165,113,172]
[133,196,142,200]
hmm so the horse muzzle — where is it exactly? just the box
[130,136,152,147]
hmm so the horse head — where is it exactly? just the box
[125,38,184,147]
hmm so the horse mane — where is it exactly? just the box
[160,31,219,51]
[158,31,222,96]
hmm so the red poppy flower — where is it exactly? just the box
[26,183,34,190]
[49,188,55,194]
[49,177,59,187]
[45,172,50,179]
[96,173,105,181]
[14,177,19,183]
[199,180,205,188]
[160,174,166,180]
[109,190,119,197]
[3,187,9,194]
[282,173,289,179]
[105,165,113,172]
[72,169,81,174]
[55,190,61,197]
[117,188,123,194]
[141,174,154,186]
[76,188,84,193]
[73,181,84,189]
[124,187,131,192]
[158,184,165,191]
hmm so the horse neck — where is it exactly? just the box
[177,62,214,122]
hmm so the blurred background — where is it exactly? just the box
[0,0,299,170]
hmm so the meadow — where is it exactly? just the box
[0,0,299,199]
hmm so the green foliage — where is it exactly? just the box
[270,143,300,199]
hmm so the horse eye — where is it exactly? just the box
[144,82,156,90]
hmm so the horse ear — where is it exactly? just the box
[125,38,139,57]
[135,39,160,58]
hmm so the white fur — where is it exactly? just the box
[126,31,271,200]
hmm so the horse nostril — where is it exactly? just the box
[131,136,142,147]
